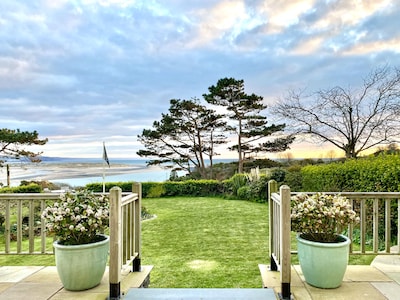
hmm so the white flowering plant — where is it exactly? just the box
[291,193,360,243]
[42,190,109,245]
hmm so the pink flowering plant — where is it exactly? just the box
[291,193,360,243]
[42,190,109,245]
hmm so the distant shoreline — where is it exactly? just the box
[1,158,237,187]
[1,161,161,187]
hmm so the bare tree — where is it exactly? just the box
[273,66,400,158]
[325,150,337,162]
[278,152,294,164]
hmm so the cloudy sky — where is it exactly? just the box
[1,0,400,160]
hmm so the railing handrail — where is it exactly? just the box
[0,193,61,200]
[121,193,139,206]
[292,191,400,198]
[270,192,281,204]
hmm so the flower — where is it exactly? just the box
[291,193,360,243]
[42,190,109,245]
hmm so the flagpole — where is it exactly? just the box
[102,159,106,194]
[102,142,106,194]
[102,141,111,194]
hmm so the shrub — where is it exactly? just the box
[284,165,303,191]
[42,190,109,245]
[224,173,248,196]
[0,213,4,227]
[270,168,287,183]
[0,184,42,193]
[144,183,166,198]
[291,193,359,242]
[247,175,269,202]
[237,186,252,200]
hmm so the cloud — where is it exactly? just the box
[0,0,400,158]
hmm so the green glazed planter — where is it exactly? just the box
[297,233,350,289]
[53,234,109,291]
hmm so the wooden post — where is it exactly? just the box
[373,199,379,253]
[385,199,391,253]
[29,200,35,253]
[360,200,366,253]
[132,182,142,272]
[109,186,122,300]
[280,185,291,299]
[268,180,278,271]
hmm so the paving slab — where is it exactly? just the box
[0,283,13,293]
[384,272,400,284]
[0,281,63,300]
[0,266,44,282]
[305,282,387,300]
[21,266,61,284]
[343,265,391,282]
[372,281,400,300]
[291,285,312,300]
[372,255,400,273]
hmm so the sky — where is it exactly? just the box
[1,0,400,160]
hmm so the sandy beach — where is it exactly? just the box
[0,162,163,187]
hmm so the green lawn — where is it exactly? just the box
[140,197,269,288]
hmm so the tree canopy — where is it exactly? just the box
[273,65,400,158]
[137,98,229,178]
[0,128,48,167]
[203,77,294,173]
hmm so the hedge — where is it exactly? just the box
[301,154,400,192]
[0,183,42,193]
[86,179,224,198]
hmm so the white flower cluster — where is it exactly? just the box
[42,190,109,245]
[291,193,360,243]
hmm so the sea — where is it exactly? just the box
[2,157,236,187]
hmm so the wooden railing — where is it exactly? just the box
[0,184,144,299]
[0,193,59,255]
[109,183,142,300]
[268,179,400,299]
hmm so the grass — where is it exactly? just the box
[140,197,269,288]
[0,196,375,287]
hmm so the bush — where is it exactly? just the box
[237,186,252,200]
[247,175,269,202]
[223,174,248,196]
[144,183,166,198]
[270,168,287,183]
[0,213,4,227]
[0,184,42,193]
[284,165,303,191]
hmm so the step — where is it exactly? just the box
[122,265,153,289]
[124,288,276,300]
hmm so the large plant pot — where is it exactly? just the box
[53,234,109,291]
[297,233,350,289]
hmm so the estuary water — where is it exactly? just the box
[2,157,235,187]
